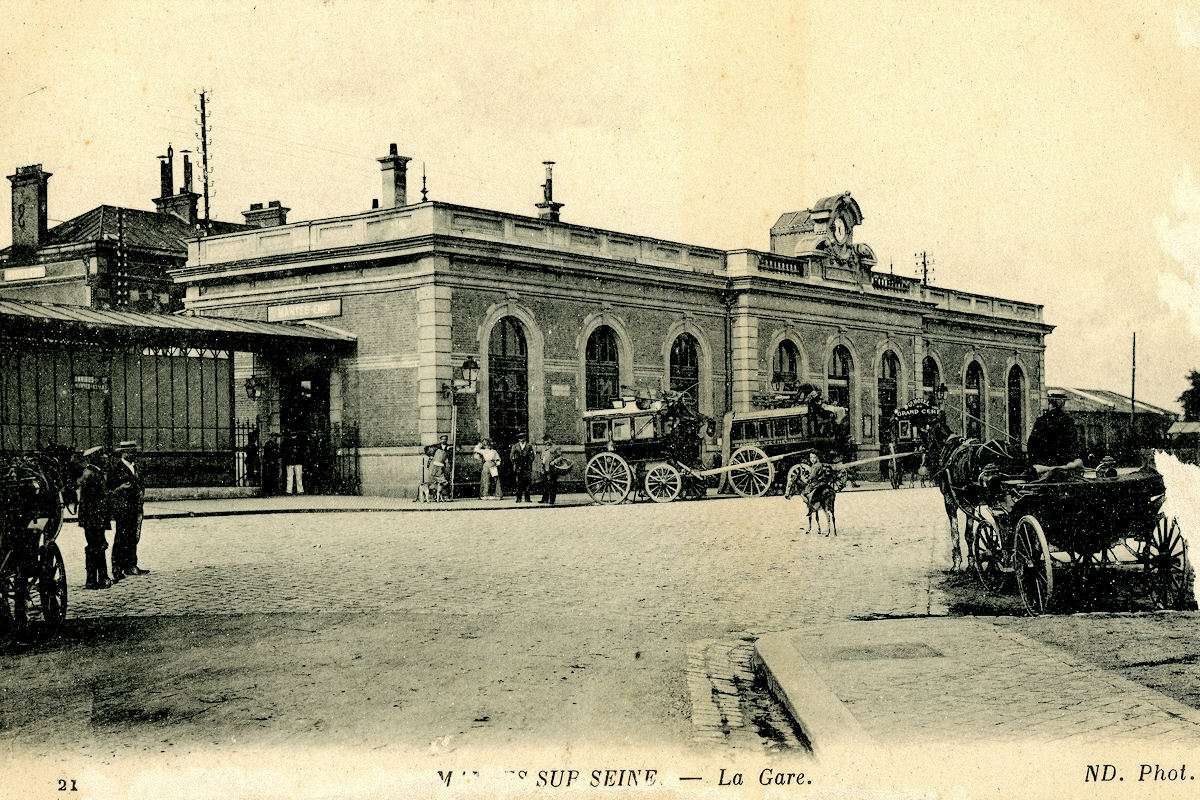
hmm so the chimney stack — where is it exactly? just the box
[153,144,198,224]
[183,152,194,193]
[7,164,52,253]
[242,200,290,228]
[377,143,412,208]
[535,161,564,222]
[159,145,174,198]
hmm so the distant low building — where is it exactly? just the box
[1049,386,1177,458]
[0,149,256,312]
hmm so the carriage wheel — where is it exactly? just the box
[1014,515,1054,616]
[36,542,67,630]
[784,463,808,499]
[643,463,683,503]
[585,452,633,505]
[970,520,1005,595]
[727,446,774,498]
[1144,515,1190,610]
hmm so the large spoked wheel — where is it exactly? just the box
[784,463,809,499]
[1143,515,1190,610]
[970,519,1006,594]
[643,462,683,503]
[36,542,67,630]
[585,452,633,505]
[727,446,774,498]
[1014,515,1054,616]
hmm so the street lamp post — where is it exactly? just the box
[441,357,480,499]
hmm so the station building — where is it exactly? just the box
[173,146,1053,496]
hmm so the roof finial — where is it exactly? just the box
[421,161,428,202]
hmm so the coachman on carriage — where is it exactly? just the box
[898,394,1193,616]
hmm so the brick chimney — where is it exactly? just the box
[7,164,52,252]
[153,145,199,225]
[242,200,290,228]
[377,143,411,208]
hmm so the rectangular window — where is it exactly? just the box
[635,416,657,439]
[589,420,609,442]
[611,418,632,441]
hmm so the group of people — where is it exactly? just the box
[76,440,149,590]
[420,432,569,504]
[245,430,309,496]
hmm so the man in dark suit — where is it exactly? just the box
[509,431,535,503]
[77,446,112,590]
[1027,389,1082,469]
[110,440,148,581]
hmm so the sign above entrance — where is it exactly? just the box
[267,298,342,322]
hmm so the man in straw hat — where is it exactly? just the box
[77,446,112,589]
[110,440,148,581]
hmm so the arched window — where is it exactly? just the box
[772,339,800,390]
[488,317,528,452]
[669,334,700,399]
[964,361,984,440]
[878,351,900,446]
[586,326,621,410]
[827,345,853,411]
[1008,365,1025,444]
[922,356,941,404]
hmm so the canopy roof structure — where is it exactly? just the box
[0,298,355,354]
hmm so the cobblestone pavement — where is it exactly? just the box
[36,487,950,756]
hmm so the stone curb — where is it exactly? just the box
[752,630,873,758]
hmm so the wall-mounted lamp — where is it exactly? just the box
[245,375,267,400]
[442,357,481,397]
[934,383,949,406]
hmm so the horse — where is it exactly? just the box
[922,419,1026,570]
[785,460,849,536]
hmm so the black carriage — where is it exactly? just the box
[719,400,850,498]
[886,402,937,489]
[968,466,1189,615]
[0,449,74,646]
[582,393,715,504]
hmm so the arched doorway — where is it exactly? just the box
[772,339,800,391]
[1008,365,1025,444]
[586,325,620,410]
[922,356,941,404]
[489,317,528,453]
[964,361,984,440]
[669,333,700,400]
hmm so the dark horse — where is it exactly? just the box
[920,412,1027,570]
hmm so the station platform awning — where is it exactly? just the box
[0,298,356,354]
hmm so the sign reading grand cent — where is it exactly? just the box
[267,298,342,322]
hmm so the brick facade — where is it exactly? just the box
[177,195,1051,497]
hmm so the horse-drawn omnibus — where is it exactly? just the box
[720,400,851,497]
[582,391,715,504]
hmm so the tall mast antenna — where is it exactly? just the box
[197,89,212,230]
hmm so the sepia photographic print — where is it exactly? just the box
[3,1,1200,797]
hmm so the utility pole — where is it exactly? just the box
[1130,331,1137,447]
[197,89,212,231]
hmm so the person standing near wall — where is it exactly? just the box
[509,431,534,503]
[109,440,148,581]
[473,438,502,500]
[284,432,306,495]
[539,435,564,505]
[78,446,112,590]
[261,432,281,496]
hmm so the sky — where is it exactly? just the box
[3,0,1200,411]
